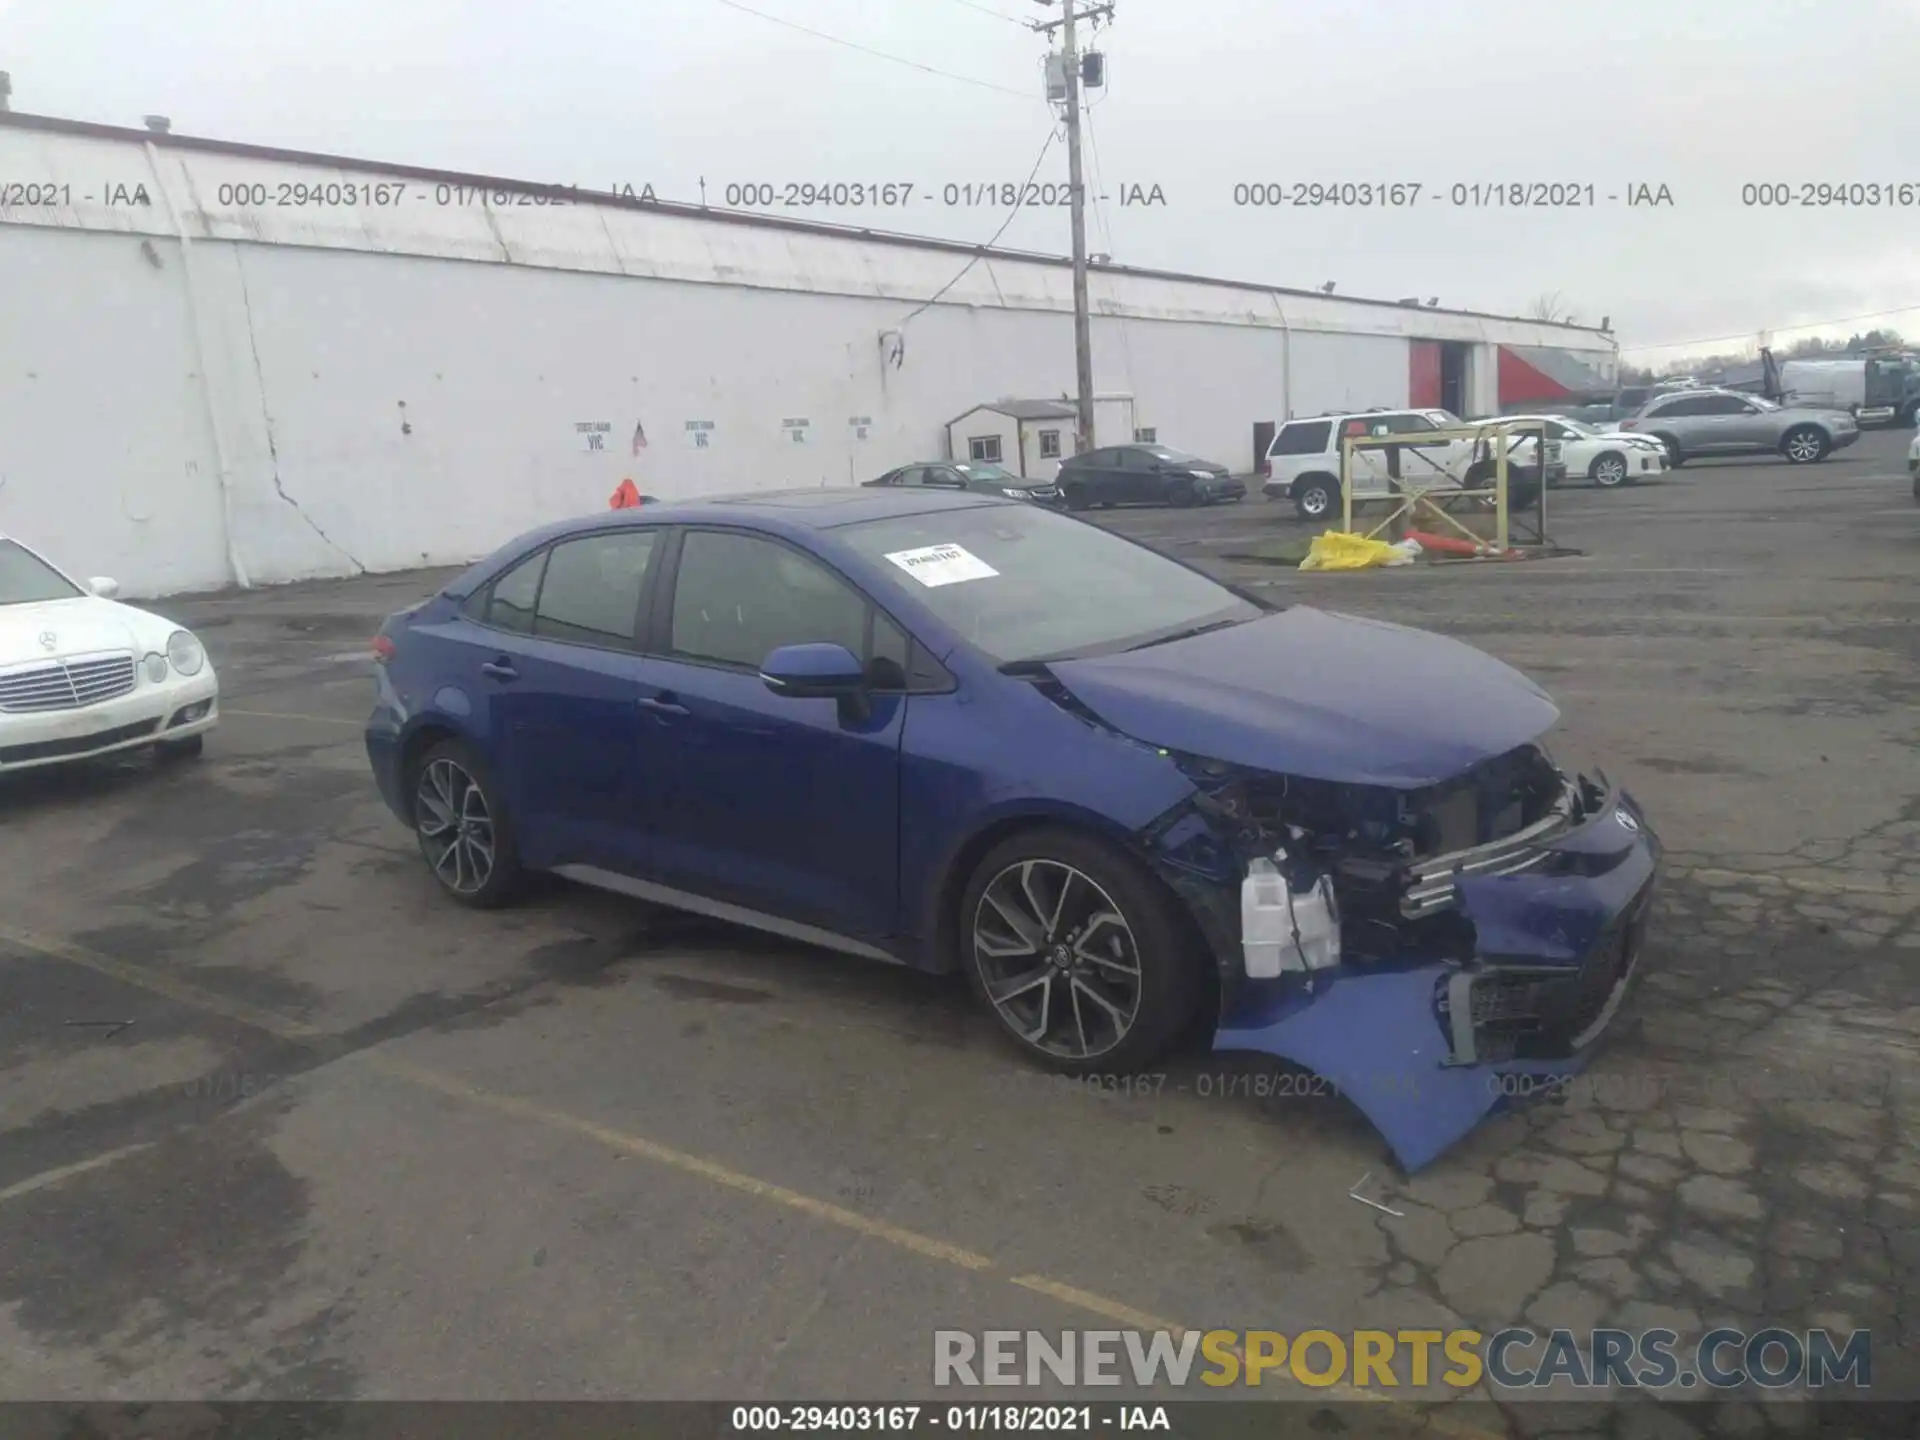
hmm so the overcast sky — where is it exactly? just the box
[5,0,1919,363]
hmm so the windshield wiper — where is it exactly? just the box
[1121,618,1245,653]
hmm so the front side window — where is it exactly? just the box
[534,530,659,648]
[670,530,869,670]
[839,503,1261,666]
[0,539,83,605]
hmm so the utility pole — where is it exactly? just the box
[1033,2,1112,456]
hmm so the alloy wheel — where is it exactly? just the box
[1785,431,1822,462]
[972,859,1142,1061]
[415,757,495,895]
[1593,456,1627,487]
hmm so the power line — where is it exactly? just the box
[925,0,1030,27]
[1624,303,1920,354]
[710,0,1034,98]
[895,126,1061,328]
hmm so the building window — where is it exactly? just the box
[968,434,1003,463]
[1133,427,1157,443]
[1037,429,1062,459]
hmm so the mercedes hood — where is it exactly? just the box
[1048,606,1560,788]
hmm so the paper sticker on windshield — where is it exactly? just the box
[884,543,999,587]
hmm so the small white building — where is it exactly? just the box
[944,396,1143,480]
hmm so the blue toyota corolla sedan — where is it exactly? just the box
[365,487,1660,1169]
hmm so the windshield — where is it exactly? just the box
[953,463,1019,484]
[834,503,1260,665]
[1551,417,1598,436]
[1749,396,1780,411]
[0,539,83,605]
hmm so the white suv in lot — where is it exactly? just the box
[1261,408,1563,521]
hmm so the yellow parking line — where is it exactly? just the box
[223,708,362,727]
[0,1142,155,1205]
[0,924,1497,1435]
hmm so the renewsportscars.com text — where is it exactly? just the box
[933,1328,1872,1391]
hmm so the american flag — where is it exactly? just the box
[632,420,649,455]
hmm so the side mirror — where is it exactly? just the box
[88,576,120,598]
[760,643,867,699]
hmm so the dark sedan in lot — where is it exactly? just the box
[863,461,1062,506]
[1054,445,1245,509]
[365,488,1660,1170]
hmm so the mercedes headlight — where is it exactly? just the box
[166,629,206,676]
[142,652,169,683]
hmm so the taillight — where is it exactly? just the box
[372,635,397,664]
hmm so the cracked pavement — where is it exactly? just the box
[0,430,1915,1434]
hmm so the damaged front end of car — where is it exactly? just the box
[1137,739,1661,1172]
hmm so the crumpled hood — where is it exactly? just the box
[0,597,155,666]
[1048,606,1560,787]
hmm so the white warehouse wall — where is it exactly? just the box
[0,115,1615,597]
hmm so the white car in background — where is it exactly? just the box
[1501,414,1670,489]
[0,533,218,774]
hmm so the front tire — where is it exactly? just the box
[1293,475,1339,523]
[1167,479,1198,507]
[1062,482,1091,512]
[156,733,205,762]
[1590,452,1629,488]
[408,737,523,908]
[1782,426,1828,464]
[961,828,1203,1076]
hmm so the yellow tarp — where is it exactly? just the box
[1298,531,1420,572]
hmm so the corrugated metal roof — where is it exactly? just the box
[0,109,1619,345]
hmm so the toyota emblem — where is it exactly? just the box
[1616,809,1640,833]
[37,631,57,652]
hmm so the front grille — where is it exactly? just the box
[0,652,137,713]
[0,716,159,765]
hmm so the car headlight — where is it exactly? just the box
[1190,469,1214,480]
[142,652,169,683]
[166,630,206,676]
[1001,487,1028,499]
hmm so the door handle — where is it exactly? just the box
[637,695,689,717]
[480,660,519,681]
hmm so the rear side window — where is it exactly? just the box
[479,550,547,635]
[534,530,659,648]
[1270,421,1331,455]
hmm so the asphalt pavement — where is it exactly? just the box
[1,430,1916,1430]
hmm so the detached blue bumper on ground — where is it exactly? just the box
[1213,787,1660,1172]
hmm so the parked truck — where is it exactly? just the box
[1761,348,1920,428]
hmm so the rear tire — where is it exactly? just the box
[1782,426,1828,464]
[1293,475,1339,523]
[407,737,524,908]
[1651,433,1684,468]
[961,827,1204,1077]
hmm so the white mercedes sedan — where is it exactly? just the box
[0,532,217,774]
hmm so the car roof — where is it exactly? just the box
[440,487,1012,597]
